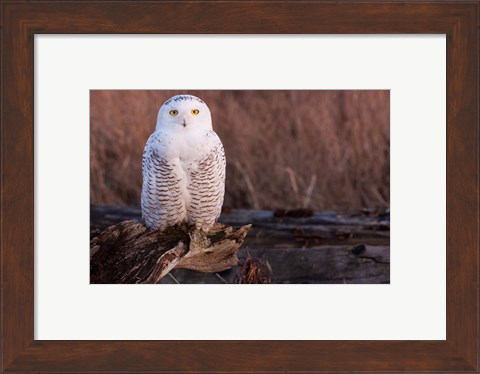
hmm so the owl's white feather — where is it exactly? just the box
[141,95,226,231]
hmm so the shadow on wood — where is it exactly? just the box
[90,221,251,284]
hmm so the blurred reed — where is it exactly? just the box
[90,90,389,210]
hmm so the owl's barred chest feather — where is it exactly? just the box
[141,126,226,231]
[163,131,217,204]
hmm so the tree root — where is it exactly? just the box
[90,220,251,284]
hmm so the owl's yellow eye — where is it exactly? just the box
[169,110,178,116]
[191,109,200,115]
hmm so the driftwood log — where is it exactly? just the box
[91,205,390,284]
[90,221,251,284]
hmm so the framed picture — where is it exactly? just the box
[2,1,478,372]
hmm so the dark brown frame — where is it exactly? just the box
[1,1,478,372]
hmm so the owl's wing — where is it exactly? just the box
[187,132,226,228]
[141,134,186,230]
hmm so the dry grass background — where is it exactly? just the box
[91,90,389,211]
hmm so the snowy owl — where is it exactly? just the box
[141,94,226,231]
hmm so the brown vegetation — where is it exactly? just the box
[90,90,389,210]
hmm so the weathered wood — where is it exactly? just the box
[91,205,389,245]
[91,205,389,231]
[91,205,390,284]
[90,220,251,284]
[161,244,389,284]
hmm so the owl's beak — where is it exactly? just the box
[182,119,187,127]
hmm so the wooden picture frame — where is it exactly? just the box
[1,1,478,372]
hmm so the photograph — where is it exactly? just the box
[90,90,390,284]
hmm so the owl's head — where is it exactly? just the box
[156,94,212,132]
